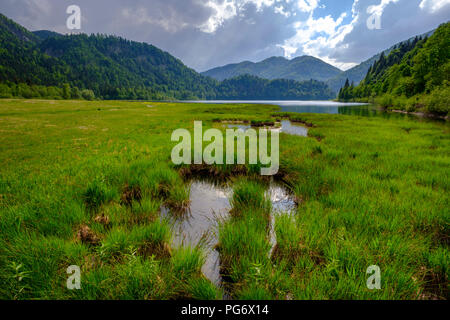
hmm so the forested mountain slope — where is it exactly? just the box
[338,23,449,116]
[326,30,435,93]
[203,55,342,82]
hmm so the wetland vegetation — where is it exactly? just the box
[0,99,448,300]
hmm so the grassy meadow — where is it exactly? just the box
[0,99,448,300]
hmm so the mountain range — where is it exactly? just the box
[203,30,436,94]
[202,56,342,82]
[0,13,334,100]
[0,12,438,100]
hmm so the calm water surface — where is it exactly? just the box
[188,100,437,120]
[161,180,296,287]
[227,120,308,137]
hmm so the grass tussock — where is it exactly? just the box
[230,180,271,216]
[98,220,172,262]
[217,180,276,298]
[83,179,118,212]
[171,246,205,279]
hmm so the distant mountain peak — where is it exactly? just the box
[202,55,342,82]
[291,55,317,60]
[204,27,436,96]
[261,56,287,62]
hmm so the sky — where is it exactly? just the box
[0,0,449,71]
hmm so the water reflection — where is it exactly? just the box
[189,100,445,122]
[277,103,403,117]
[161,179,297,288]
[279,120,308,136]
[266,184,297,257]
[161,181,231,286]
[226,120,308,137]
[226,124,250,131]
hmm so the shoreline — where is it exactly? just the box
[390,109,448,120]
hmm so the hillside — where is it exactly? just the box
[215,75,334,100]
[0,14,68,86]
[0,13,38,43]
[37,33,218,100]
[33,30,63,40]
[326,30,436,93]
[203,30,437,96]
[338,22,449,116]
[0,13,334,101]
[326,56,382,93]
[202,55,342,82]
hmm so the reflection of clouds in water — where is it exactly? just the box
[188,181,232,287]
[227,124,251,130]
[211,189,231,199]
[280,121,308,137]
[162,179,296,287]
[227,121,308,137]
[267,184,296,214]
[162,181,232,286]
[267,184,296,258]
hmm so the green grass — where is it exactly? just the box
[272,214,303,264]
[83,179,118,212]
[98,220,171,261]
[230,180,272,215]
[218,180,275,298]
[0,99,448,300]
[171,246,205,279]
[187,277,223,300]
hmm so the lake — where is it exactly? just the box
[191,100,366,114]
[188,100,429,120]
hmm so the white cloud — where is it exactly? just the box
[30,0,52,15]
[248,0,277,10]
[279,1,359,70]
[419,0,450,12]
[296,0,320,12]
[200,0,284,33]
[275,5,292,17]
[367,0,399,16]
[200,0,238,33]
[277,0,450,70]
